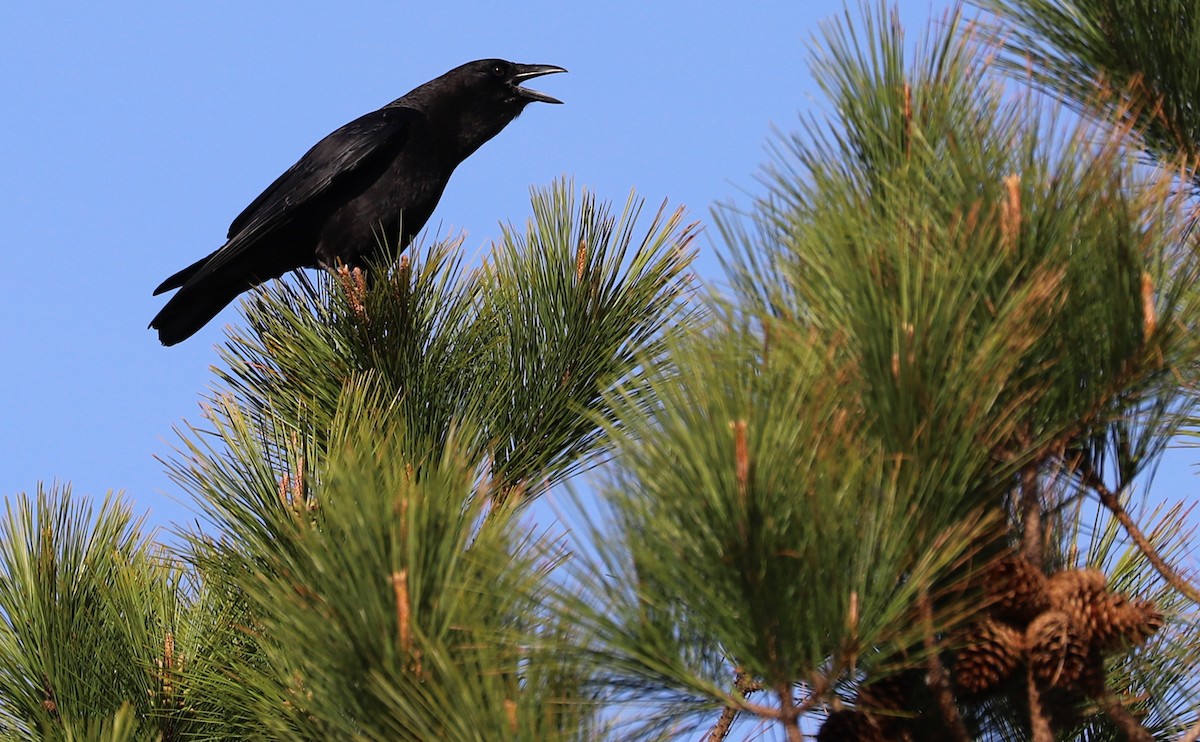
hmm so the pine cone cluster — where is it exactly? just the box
[953,557,1163,696]
[814,558,1164,741]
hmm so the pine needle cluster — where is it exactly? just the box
[0,181,696,740]
[550,3,1200,739]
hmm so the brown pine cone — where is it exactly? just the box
[1089,591,1130,649]
[817,709,888,742]
[857,671,914,712]
[954,617,1025,694]
[1027,609,1090,689]
[1046,568,1108,643]
[1109,596,1164,648]
[985,556,1050,624]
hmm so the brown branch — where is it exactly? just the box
[777,680,804,742]
[784,720,803,742]
[1079,462,1200,605]
[1020,463,1045,569]
[706,670,761,742]
[706,707,739,742]
[1098,694,1153,742]
[732,697,785,720]
[1027,667,1054,742]
[919,591,971,742]
[713,689,785,722]
[707,670,829,740]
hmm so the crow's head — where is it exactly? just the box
[469,59,567,107]
[405,59,565,158]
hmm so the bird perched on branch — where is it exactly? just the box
[150,59,565,346]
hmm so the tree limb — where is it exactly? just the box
[706,670,763,742]
[1020,462,1045,569]
[778,680,805,742]
[706,706,739,742]
[1098,693,1153,742]
[1027,666,1054,742]
[1078,461,1200,605]
[919,590,971,742]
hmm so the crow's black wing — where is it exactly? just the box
[225,100,417,238]
[227,104,415,240]
[162,104,417,292]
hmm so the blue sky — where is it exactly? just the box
[1,0,1193,538]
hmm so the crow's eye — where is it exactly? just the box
[490,63,506,78]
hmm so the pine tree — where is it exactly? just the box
[4,2,1200,740]
[553,4,1200,736]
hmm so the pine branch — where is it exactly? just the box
[1020,459,1045,570]
[705,706,738,742]
[977,0,1200,165]
[777,680,804,742]
[1027,665,1054,742]
[1078,460,1200,605]
[1098,692,1153,742]
[705,670,762,742]
[920,590,971,742]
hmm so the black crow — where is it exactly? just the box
[150,59,565,345]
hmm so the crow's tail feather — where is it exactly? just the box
[153,254,211,296]
[149,280,246,346]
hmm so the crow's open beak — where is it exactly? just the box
[512,64,567,104]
